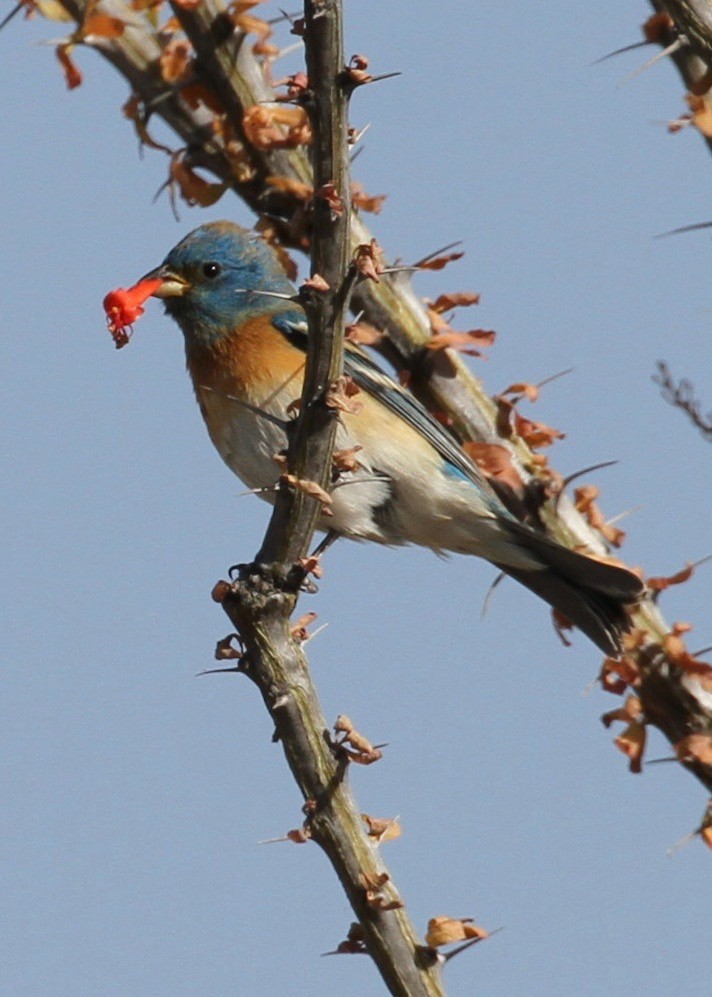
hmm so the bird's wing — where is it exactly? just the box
[272,312,495,496]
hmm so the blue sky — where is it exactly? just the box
[2,2,710,994]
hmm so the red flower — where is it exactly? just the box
[103,278,163,348]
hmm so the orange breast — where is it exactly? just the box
[185,314,305,404]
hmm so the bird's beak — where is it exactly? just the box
[139,264,190,298]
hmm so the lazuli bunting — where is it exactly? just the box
[134,221,643,654]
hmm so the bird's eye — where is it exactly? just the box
[202,261,222,279]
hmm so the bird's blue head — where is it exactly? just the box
[144,221,298,345]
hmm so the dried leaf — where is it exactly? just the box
[601,694,643,729]
[170,155,228,208]
[264,174,313,201]
[316,182,345,217]
[282,473,332,505]
[429,292,481,313]
[346,321,384,346]
[214,635,243,661]
[643,11,674,42]
[123,94,173,154]
[662,623,712,689]
[354,239,384,282]
[573,485,625,546]
[346,729,374,755]
[647,563,695,593]
[159,38,193,84]
[345,747,383,765]
[426,916,489,948]
[336,714,382,764]
[334,714,354,735]
[461,442,522,493]
[552,609,574,647]
[328,922,367,956]
[290,611,317,641]
[286,827,311,844]
[82,11,125,37]
[56,44,82,90]
[361,813,402,843]
[332,445,363,473]
[326,376,363,414]
[180,82,224,115]
[302,273,330,293]
[600,654,642,694]
[675,733,712,766]
[501,381,539,403]
[614,721,647,773]
[514,412,565,450]
[243,105,311,150]
[417,251,464,271]
[298,555,323,579]
[351,182,386,214]
[427,328,496,356]
[359,870,389,892]
[275,70,309,99]
[686,93,712,138]
[344,54,373,86]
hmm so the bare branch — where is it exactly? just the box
[654,361,712,440]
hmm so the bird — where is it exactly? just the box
[135,220,644,655]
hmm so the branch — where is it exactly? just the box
[653,361,712,439]
[35,0,712,882]
[202,1,445,992]
[646,1,712,157]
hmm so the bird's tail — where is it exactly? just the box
[496,523,644,656]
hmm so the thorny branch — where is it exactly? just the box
[654,361,712,440]
[12,0,712,983]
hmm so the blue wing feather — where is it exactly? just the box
[273,312,498,498]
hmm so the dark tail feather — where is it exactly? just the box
[498,524,645,656]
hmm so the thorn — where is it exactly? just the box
[556,460,619,509]
[645,755,678,765]
[380,265,420,276]
[366,70,402,85]
[275,6,301,25]
[196,665,245,676]
[233,287,299,302]
[580,676,601,697]
[349,122,371,147]
[331,474,392,491]
[349,144,366,165]
[302,623,329,644]
[0,2,22,32]
[667,830,698,856]
[481,571,507,619]
[535,367,574,390]
[413,240,464,268]
[443,926,504,961]
[199,385,290,430]
[592,40,652,66]
[692,645,712,658]
[656,219,712,239]
[618,36,687,85]
[237,484,280,499]
[605,505,643,526]
[310,529,340,558]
